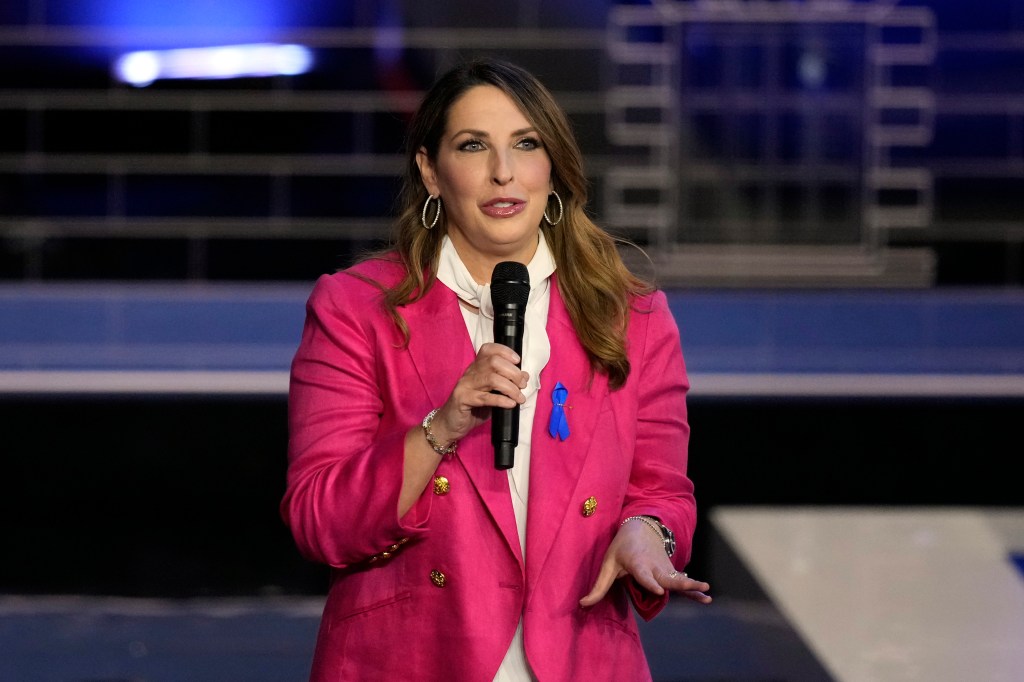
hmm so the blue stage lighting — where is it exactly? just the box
[113,43,314,87]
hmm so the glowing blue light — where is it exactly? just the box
[116,51,161,87]
[114,43,314,87]
[275,45,315,75]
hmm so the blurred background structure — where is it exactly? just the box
[2,1,1023,680]
[2,0,1023,286]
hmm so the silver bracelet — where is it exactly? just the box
[621,515,662,539]
[421,408,457,456]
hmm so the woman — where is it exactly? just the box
[281,58,711,682]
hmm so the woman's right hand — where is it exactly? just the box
[428,342,529,446]
[399,342,529,517]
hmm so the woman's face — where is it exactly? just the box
[417,84,552,283]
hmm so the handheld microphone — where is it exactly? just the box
[490,261,530,470]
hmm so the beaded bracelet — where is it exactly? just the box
[621,515,662,540]
[422,408,458,456]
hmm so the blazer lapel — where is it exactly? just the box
[403,282,474,409]
[403,281,522,564]
[525,279,608,588]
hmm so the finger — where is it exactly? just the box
[680,589,713,605]
[578,576,613,608]
[671,569,712,593]
[664,570,711,594]
[469,365,528,399]
[663,571,713,604]
[488,365,528,392]
[454,370,526,407]
[471,383,524,408]
[478,344,529,389]
[479,342,521,366]
[483,379,527,407]
[629,566,665,597]
[579,563,622,607]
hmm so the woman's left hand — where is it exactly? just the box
[578,519,712,607]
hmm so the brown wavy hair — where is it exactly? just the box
[365,58,652,390]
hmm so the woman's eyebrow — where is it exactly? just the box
[449,126,537,140]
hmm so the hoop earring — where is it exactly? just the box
[421,194,441,230]
[543,190,563,226]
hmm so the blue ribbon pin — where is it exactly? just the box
[548,381,570,441]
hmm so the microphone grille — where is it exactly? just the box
[490,261,530,307]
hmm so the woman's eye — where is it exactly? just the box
[459,139,485,151]
[517,137,542,150]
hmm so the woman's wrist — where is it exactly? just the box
[421,408,458,456]
[621,515,677,557]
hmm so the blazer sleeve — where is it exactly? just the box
[280,272,430,569]
[619,290,696,620]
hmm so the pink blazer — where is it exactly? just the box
[282,257,696,682]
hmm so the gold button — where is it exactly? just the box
[429,569,447,588]
[433,476,450,495]
[380,551,391,559]
[581,496,597,517]
[388,543,400,552]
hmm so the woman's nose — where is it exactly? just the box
[491,151,513,185]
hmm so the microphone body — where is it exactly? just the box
[490,261,530,470]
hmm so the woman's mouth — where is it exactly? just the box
[480,199,526,218]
